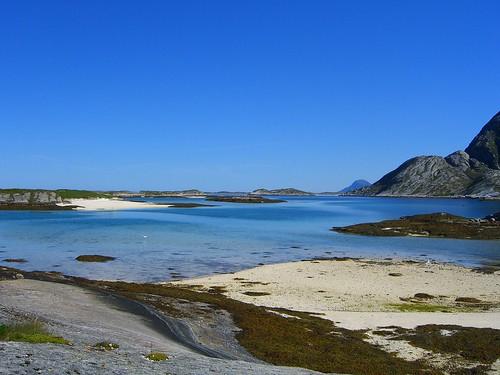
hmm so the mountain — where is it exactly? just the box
[251,188,314,196]
[465,112,500,170]
[352,111,500,198]
[340,180,371,193]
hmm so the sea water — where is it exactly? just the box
[0,196,499,281]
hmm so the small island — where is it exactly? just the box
[250,188,313,196]
[206,195,286,204]
[332,212,500,240]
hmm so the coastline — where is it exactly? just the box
[174,258,500,330]
[2,257,500,374]
[57,198,172,211]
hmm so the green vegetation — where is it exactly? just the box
[145,352,168,361]
[388,303,455,313]
[55,189,111,199]
[0,321,69,345]
[75,255,116,262]
[94,341,120,351]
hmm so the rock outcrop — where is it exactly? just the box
[0,191,62,204]
[353,111,500,198]
[465,112,500,170]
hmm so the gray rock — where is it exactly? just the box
[353,111,500,198]
[0,191,62,204]
[465,111,500,170]
[445,151,470,172]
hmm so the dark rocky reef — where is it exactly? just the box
[351,111,500,198]
[332,212,500,240]
[206,195,286,204]
[0,203,76,210]
[75,255,116,262]
[117,190,207,198]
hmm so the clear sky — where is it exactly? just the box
[1,1,499,192]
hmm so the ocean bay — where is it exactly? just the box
[1,196,499,281]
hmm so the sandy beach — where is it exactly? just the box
[175,258,500,330]
[58,198,170,211]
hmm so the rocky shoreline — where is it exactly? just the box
[2,259,500,374]
[331,212,500,240]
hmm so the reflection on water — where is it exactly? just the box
[0,196,499,281]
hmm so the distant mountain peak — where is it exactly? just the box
[340,180,371,193]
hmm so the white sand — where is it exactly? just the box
[58,198,170,211]
[175,258,500,330]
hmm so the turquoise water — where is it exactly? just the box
[0,196,499,281]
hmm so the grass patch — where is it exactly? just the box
[388,303,455,313]
[93,341,119,351]
[145,352,168,361]
[0,321,69,345]
[55,190,111,200]
[75,255,116,263]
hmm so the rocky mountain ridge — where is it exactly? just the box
[353,111,500,198]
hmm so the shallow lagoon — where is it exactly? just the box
[0,196,499,281]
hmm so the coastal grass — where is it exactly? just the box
[84,280,435,374]
[145,352,168,361]
[0,321,69,345]
[388,303,455,313]
[55,189,111,200]
[388,302,493,313]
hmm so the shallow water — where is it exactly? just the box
[0,196,499,281]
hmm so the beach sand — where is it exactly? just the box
[58,198,170,211]
[175,258,500,330]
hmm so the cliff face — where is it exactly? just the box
[465,111,500,170]
[354,111,500,198]
[0,191,62,204]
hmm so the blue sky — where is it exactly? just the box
[1,1,499,192]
